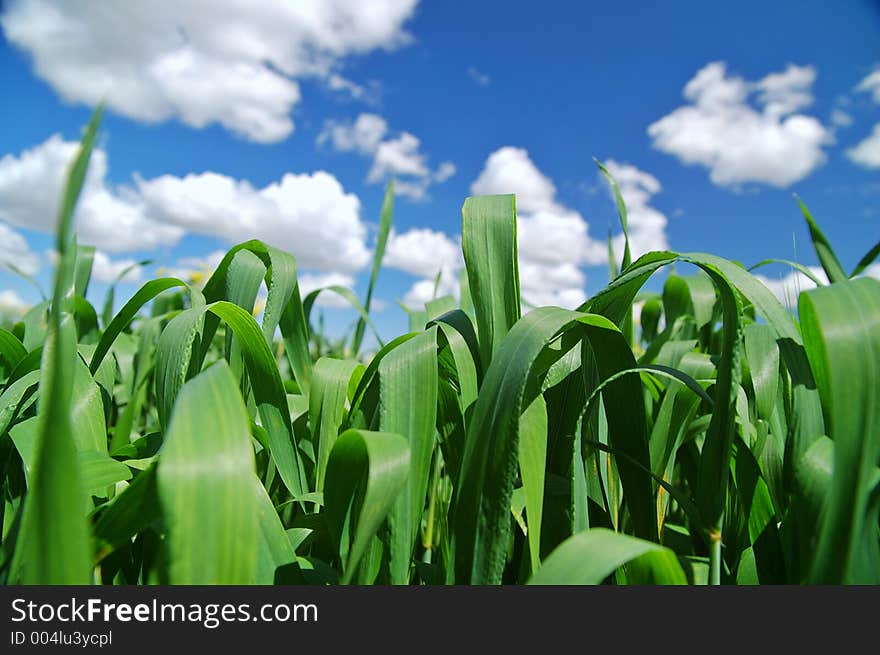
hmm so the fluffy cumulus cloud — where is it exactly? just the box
[0,0,419,143]
[0,222,40,275]
[383,228,461,309]
[0,135,371,273]
[0,135,182,252]
[847,124,880,169]
[648,62,832,188]
[318,113,455,200]
[847,70,880,169]
[138,171,369,272]
[387,147,670,310]
[472,147,609,307]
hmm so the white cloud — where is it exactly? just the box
[0,0,419,143]
[0,289,31,318]
[368,133,430,181]
[847,123,880,169]
[318,113,388,154]
[383,228,461,310]
[467,67,490,87]
[0,135,183,252]
[400,268,459,310]
[384,228,461,278]
[855,69,880,104]
[0,134,372,273]
[602,160,670,261]
[831,109,853,127]
[648,62,832,188]
[318,113,454,200]
[0,222,40,275]
[90,251,143,284]
[471,146,607,308]
[434,162,456,183]
[138,170,370,272]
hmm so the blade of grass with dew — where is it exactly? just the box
[13,106,102,584]
[324,428,410,584]
[380,327,438,583]
[461,194,520,370]
[157,361,258,584]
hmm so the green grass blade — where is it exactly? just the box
[528,528,685,585]
[155,301,305,497]
[380,328,438,584]
[13,106,102,584]
[851,239,880,278]
[595,159,631,271]
[157,361,258,584]
[324,428,410,584]
[795,196,848,284]
[89,277,201,375]
[73,243,95,299]
[801,278,880,583]
[352,179,394,355]
[311,357,361,492]
[518,394,548,575]
[461,194,521,370]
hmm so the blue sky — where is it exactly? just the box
[1,0,878,341]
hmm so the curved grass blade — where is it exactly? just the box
[528,528,686,585]
[155,301,305,497]
[801,278,880,583]
[324,428,410,584]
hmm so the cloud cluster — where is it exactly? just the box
[847,70,880,170]
[387,147,669,310]
[0,135,370,275]
[383,228,461,308]
[648,62,832,188]
[318,113,455,200]
[0,222,40,276]
[0,0,419,142]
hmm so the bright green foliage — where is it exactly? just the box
[1,111,878,586]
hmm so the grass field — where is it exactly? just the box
[1,108,878,585]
